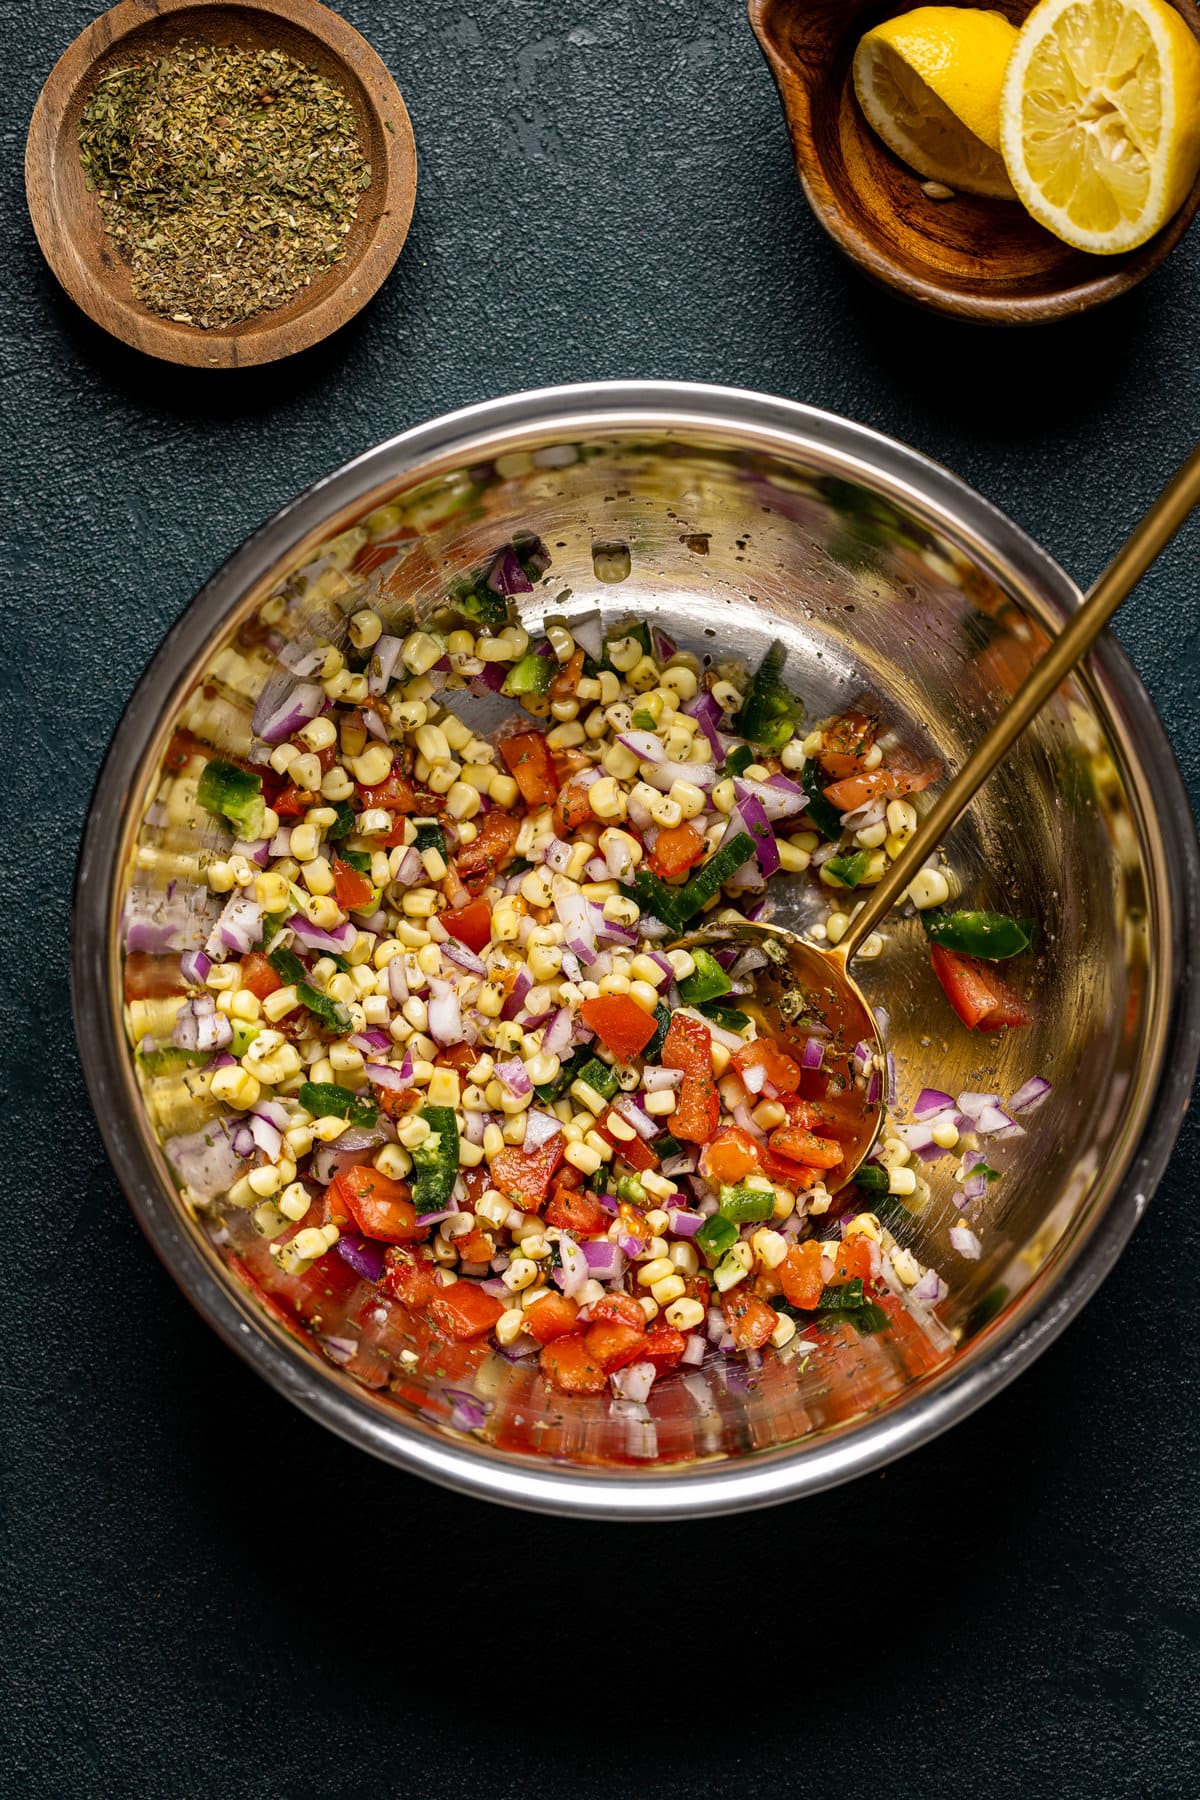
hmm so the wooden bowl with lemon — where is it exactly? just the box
[749,0,1200,321]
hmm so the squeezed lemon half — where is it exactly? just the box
[999,0,1200,253]
[853,7,1020,198]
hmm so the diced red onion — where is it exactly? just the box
[500,966,533,1021]
[949,1223,982,1259]
[741,1060,766,1096]
[867,1069,882,1105]
[496,1057,532,1098]
[802,1036,825,1072]
[367,635,404,697]
[914,1087,955,1119]
[365,1058,413,1092]
[582,1240,626,1282]
[232,837,271,868]
[254,1097,291,1130]
[1009,1075,1052,1114]
[486,545,533,596]
[975,1104,1022,1137]
[961,1172,990,1204]
[678,1006,741,1053]
[683,689,727,760]
[661,1150,698,1178]
[614,1093,656,1140]
[442,939,486,977]
[179,947,211,986]
[335,1235,386,1282]
[611,1360,656,1402]
[253,680,325,744]
[556,892,596,965]
[644,759,717,793]
[913,1267,946,1306]
[350,1029,391,1054]
[895,1120,935,1152]
[539,1007,574,1062]
[543,837,574,875]
[554,1233,589,1298]
[231,1123,254,1157]
[249,1113,283,1161]
[681,1333,706,1367]
[733,774,807,822]
[522,1109,562,1152]
[388,955,409,1003]
[650,624,676,662]
[391,846,423,886]
[287,913,354,955]
[617,730,665,763]
[426,980,464,1047]
[957,1091,1001,1118]
[732,1101,764,1141]
[416,1207,457,1227]
[268,827,293,857]
[172,995,233,1053]
[885,1053,897,1108]
[584,855,610,883]
[642,1065,683,1093]
[732,783,782,877]
[667,1207,704,1237]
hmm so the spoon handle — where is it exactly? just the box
[841,441,1200,961]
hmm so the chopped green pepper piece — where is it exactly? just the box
[502,651,555,698]
[801,763,844,839]
[825,849,871,889]
[230,1021,260,1057]
[337,847,373,875]
[631,709,658,730]
[260,911,285,948]
[414,822,447,857]
[696,1212,738,1263]
[629,867,691,934]
[632,833,756,934]
[452,573,508,631]
[652,1132,682,1160]
[698,1000,752,1032]
[735,639,804,751]
[722,743,754,778]
[923,909,1035,960]
[644,1002,671,1062]
[853,1163,890,1194]
[196,757,265,840]
[678,948,734,1007]
[533,1044,590,1103]
[411,1106,459,1213]
[718,1183,776,1224]
[267,946,352,1032]
[615,1173,647,1206]
[136,1045,208,1075]
[816,1277,866,1311]
[573,1057,619,1101]
[298,1081,379,1128]
[327,801,357,841]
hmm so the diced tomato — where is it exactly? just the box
[647,822,705,880]
[446,898,492,954]
[589,1292,647,1332]
[779,1241,824,1309]
[427,1282,505,1341]
[662,1014,719,1144]
[328,1165,425,1243]
[579,994,657,1061]
[489,1133,565,1209]
[545,1185,613,1236]
[549,648,585,702]
[554,776,597,836]
[758,1147,820,1190]
[525,1292,580,1344]
[239,950,283,1000]
[499,731,559,809]
[376,1085,421,1122]
[701,1125,762,1186]
[332,856,375,911]
[456,1227,495,1265]
[823,748,937,813]
[584,1321,647,1372]
[818,710,878,778]
[540,1333,608,1394]
[639,1326,687,1371]
[768,1124,844,1170]
[930,943,1031,1031]
[827,1237,874,1285]
[597,1114,659,1171]
[124,954,188,1001]
[272,783,317,817]
[456,809,520,890]
[733,1037,802,1095]
[381,1246,438,1310]
[721,1287,777,1351]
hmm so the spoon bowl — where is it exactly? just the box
[680,920,885,1188]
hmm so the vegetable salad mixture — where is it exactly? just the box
[131,535,1048,1417]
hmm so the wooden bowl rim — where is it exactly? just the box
[747,0,1200,324]
[25,0,417,367]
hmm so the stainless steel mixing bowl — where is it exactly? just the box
[72,381,1200,1518]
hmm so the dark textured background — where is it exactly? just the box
[4,1,1199,1794]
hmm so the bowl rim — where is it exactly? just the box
[71,379,1200,1517]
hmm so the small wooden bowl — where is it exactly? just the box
[26,0,417,366]
[748,0,1200,323]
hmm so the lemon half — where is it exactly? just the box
[999,0,1200,253]
[853,8,1020,198]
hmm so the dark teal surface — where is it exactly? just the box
[4,2,1199,1793]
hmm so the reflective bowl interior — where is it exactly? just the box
[82,389,1195,1515]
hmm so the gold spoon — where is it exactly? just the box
[681,445,1200,1187]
